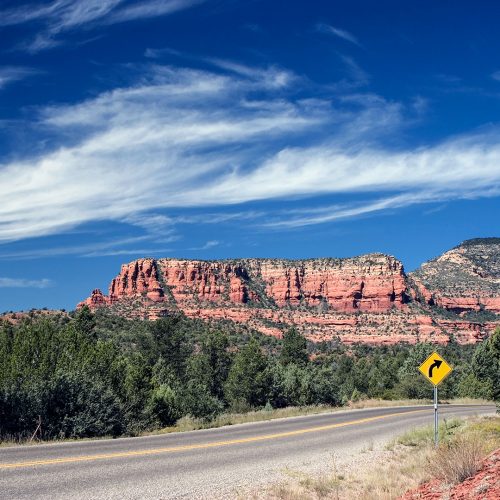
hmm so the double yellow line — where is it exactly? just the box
[0,408,429,469]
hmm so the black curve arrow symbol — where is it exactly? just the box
[428,359,442,378]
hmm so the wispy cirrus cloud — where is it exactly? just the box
[0,0,206,53]
[0,235,173,260]
[0,66,39,89]
[189,240,220,251]
[339,55,369,86]
[316,23,361,47]
[1,62,500,244]
[108,0,204,24]
[260,190,492,229]
[206,58,296,89]
[82,247,174,257]
[144,46,183,59]
[144,48,297,89]
[0,277,53,288]
[0,64,324,242]
[491,70,500,82]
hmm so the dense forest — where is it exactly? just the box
[0,307,498,442]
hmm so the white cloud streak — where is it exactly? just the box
[339,56,369,86]
[0,0,206,52]
[1,63,500,243]
[0,235,163,260]
[108,0,204,23]
[316,23,361,47]
[0,66,39,89]
[0,277,53,288]
[261,190,486,229]
[189,240,220,251]
[82,248,173,257]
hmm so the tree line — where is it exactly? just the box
[0,307,498,441]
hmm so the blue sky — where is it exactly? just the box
[0,0,499,312]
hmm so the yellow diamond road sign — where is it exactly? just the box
[419,352,453,386]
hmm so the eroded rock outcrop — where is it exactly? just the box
[411,238,500,314]
[109,259,164,302]
[77,289,110,309]
[80,254,409,311]
[77,240,500,345]
[254,255,408,312]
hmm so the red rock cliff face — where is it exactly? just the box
[157,260,259,305]
[80,254,408,313]
[77,289,110,309]
[109,258,164,302]
[254,255,408,312]
[77,244,499,345]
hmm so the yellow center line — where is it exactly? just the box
[0,408,430,469]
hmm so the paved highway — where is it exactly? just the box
[0,405,495,499]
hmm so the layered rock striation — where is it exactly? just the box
[411,238,500,314]
[77,239,500,344]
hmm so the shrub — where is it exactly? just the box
[457,373,493,400]
[146,385,182,427]
[431,434,485,483]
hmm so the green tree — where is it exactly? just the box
[118,352,152,432]
[280,328,308,367]
[10,319,61,385]
[268,362,311,407]
[471,328,500,403]
[146,385,182,427]
[309,365,341,406]
[44,374,123,438]
[199,331,231,400]
[225,337,270,410]
[74,306,97,339]
[149,317,191,380]
[182,380,224,421]
[457,372,493,399]
[396,343,435,399]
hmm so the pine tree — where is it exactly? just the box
[280,328,308,367]
[224,337,270,410]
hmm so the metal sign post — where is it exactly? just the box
[433,386,438,447]
[418,351,453,447]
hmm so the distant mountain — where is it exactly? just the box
[410,238,500,314]
[76,239,499,345]
[0,309,68,325]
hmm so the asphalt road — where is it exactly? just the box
[0,404,495,499]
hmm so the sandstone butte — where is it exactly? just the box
[77,238,500,345]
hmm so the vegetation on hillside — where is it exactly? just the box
[0,307,498,442]
[411,238,500,299]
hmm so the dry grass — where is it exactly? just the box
[253,457,344,500]
[259,415,500,500]
[264,447,433,500]
[2,399,492,447]
[431,415,500,484]
[348,397,491,409]
[347,399,432,409]
[154,405,338,435]
[439,397,493,405]
[159,399,490,436]
[388,417,463,447]
[431,433,485,483]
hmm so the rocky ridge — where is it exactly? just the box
[78,239,500,344]
[410,238,500,315]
